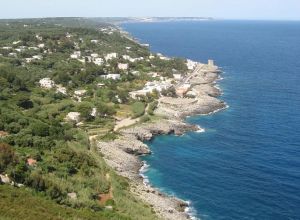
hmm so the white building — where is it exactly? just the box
[38,44,45,48]
[186,90,197,97]
[26,55,42,63]
[74,89,87,96]
[91,53,99,59]
[105,53,117,61]
[160,56,170,61]
[173,74,182,80]
[118,63,129,70]
[129,81,172,99]
[91,108,97,117]
[208,59,215,67]
[147,72,159,77]
[77,59,85,63]
[28,47,39,50]
[39,78,55,89]
[131,71,140,76]
[36,35,43,41]
[56,86,67,95]
[101,74,121,80]
[0,174,10,184]
[2,46,12,50]
[25,58,34,63]
[187,59,197,70]
[129,90,149,99]
[157,53,170,61]
[93,58,104,66]
[91,40,99,43]
[85,56,92,63]
[122,55,132,60]
[66,112,81,123]
[66,33,72,38]
[74,42,80,50]
[70,51,81,59]
[145,81,172,92]
[135,57,144,62]
[8,53,17,57]
[122,55,144,63]
[15,48,25,52]
[13,40,21,45]
[32,55,42,60]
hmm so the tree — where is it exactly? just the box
[95,101,116,117]
[15,93,33,109]
[0,77,9,91]
[0,143,17,172]
[30,122,49,137]
[6,122,22,134]
[54,72,71,86]
[161,86,177,97]
[77,102,93,121]
[147,101,158,115]
[27,171,46,191]
[10,161,28,183]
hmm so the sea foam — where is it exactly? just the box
[139,161,150,185]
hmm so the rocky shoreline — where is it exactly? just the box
[96,63,226,220]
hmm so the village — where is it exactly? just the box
[0,23,217,128]
[0,19,223,220]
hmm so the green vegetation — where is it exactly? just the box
[147,101,158,115]
[0,184,157,220]
[0,17,187,219]
[140,115,151,123]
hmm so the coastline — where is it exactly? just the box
[96,58,226,219]
[94,23,226,220]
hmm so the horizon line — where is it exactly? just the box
[0,16,300,22]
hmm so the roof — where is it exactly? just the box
[27,158,37,166]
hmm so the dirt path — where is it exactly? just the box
[99,173,113,205]
[113,117,140,131]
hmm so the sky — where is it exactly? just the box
[1,0,300,20]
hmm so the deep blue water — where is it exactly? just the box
[122,21,300,220]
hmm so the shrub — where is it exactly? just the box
[147,101,158,115]
[77,102,93,121]
[47,185,64,202]
[30,122,49,137]
[99,132,118,142]
[0,143,17,172]
[140,115,150,123]
[161,86,177,97]
[9,161,28,183]
[26,171,46,191]
[95,101,116,117]
[6,122,22,134]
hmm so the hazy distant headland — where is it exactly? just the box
[0,17,214,26]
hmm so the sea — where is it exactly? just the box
[122,20,300,220]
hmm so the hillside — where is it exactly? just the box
[0,17,190,220]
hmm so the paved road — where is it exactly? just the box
[176,63,205,88]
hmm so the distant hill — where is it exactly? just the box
[0,17,214,27]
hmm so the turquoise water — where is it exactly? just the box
[122,21,300,220]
